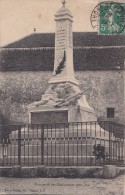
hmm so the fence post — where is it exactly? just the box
[18,126,21,165]
[109,121,112,165]
[123,138,125,165]
[41,125,44,165]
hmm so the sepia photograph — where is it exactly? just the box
[0,0,125,194]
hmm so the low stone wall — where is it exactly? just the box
[0,165,124,179]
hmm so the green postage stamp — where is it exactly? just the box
[99,2,125,35]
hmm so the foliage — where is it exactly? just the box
[93,144,109,164]
[0,111,10,141]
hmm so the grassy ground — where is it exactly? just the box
[0,174,124,195]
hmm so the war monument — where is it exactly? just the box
[6,1,117,166]
[28,0,97,124]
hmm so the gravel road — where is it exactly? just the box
[0,175,124,195]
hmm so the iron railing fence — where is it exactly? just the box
[0,121,124,167]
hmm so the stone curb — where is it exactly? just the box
[0,165,124,178]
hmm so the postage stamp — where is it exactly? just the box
[91,1,125,35]
[99,2,125,35]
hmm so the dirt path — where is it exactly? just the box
[0,175,124,195]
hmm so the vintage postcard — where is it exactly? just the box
[0,0,125,194]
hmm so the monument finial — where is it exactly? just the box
[61,0,66,7]
[34,28,36,33]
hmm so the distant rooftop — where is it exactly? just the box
[3,32,125,48]
[0,32,125,71]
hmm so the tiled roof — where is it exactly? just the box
[0,32,125,71]
[3,32,125,48]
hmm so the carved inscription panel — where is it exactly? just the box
[56,28,66,51]
[31,110,68,124]
[56,20,72,51]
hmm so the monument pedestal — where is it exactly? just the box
[29,107,68,124]
[49,77,79,86]
[28,82,97,124]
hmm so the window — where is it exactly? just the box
[107,108,115,118]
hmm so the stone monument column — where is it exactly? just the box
[28,0,97,123]
[49,1,79,85]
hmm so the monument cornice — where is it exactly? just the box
[55,12,73,18]
[29,107,69,113]
[49,77,79,86]
[55,17,73,22]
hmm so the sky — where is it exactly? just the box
[0,0,98,46]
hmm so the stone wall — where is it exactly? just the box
[0,70,124,124]
[75,70,124,123]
